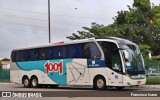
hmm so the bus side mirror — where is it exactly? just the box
[123,50,129,60]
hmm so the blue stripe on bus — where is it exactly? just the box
[16,59,73,85]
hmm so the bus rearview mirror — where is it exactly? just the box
[123,50,129,60]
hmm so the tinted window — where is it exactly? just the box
[15,51,20,62]
[11,51,16,62]
[84,42,101,59]
[61,46,67,58]
[76,44,83,58]
[19,50,28,61]
[68,44,84,58]
[28,49,39,61]
[53,46,60,59]
[11,42,102,62]
[39,47,53,60]
[39,48,47,60]
[46,47,53,59]
[53,46,66,59]
[98,41,122,73]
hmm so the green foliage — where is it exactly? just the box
[67,0,160,55]
[152,56,160,61]
[145,60,160,69]
[151,6,160,30]
[133,0,151,11]
[146,76,160,84]
[139,44,151,60]
[0,61,1,68]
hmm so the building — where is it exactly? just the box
[0,58,10,82]
[0,58,10,68]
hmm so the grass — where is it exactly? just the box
[146,76,160,84]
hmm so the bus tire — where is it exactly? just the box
[94,76,106,90]
[31,76,38,88]
[22,76,31,88]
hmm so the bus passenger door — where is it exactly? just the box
[107,68,123,86]
[107,50,123,86]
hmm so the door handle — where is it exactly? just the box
[111,72,114,75]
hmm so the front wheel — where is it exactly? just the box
[31,77,38,88]
[94,76,106,90]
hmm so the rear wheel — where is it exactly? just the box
[31,77,38,88]
[94,76,106,90]
[22,77,30,88]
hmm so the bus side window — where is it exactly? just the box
[84,42,101,59]
[23,50,28,61]
[76,44,84,58]
[11,51,16,62]
[53,47,60,59]
[68,44,84,58]
[19,50,26,61]
[15,51,20,62]
[111,51,122,72]
[39,48,47,60]
[46,47,53,59]
[84,43,90,58]
[28,49,39,61]
[60,46,66,58]
[69,45,76,58]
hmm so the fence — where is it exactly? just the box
[145,60,160,75]
[145,60,160,84]
[0,64,10,82]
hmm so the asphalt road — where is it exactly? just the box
[0,83,160,100]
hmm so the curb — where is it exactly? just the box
[141,85,160,89]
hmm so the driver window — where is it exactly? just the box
[111,50,122,72]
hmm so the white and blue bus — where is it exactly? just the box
[10,37,146,90]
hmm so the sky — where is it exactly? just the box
[0,0,160,58]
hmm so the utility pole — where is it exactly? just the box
[48,0,51,43]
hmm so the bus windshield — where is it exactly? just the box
[120,44,145,74]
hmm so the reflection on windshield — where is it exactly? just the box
[120,44,145,72]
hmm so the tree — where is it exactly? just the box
[67,23,116,40]
[67,0,160,55]
[0,60,2,68]
[139,44,151,60]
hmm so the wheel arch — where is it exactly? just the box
[30,75,38,81]
[93,74,106,85]
[22,75,29,84]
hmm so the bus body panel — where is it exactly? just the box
[66,59,90,85]
[123,75,146,86]
[88,68,109,86]
[10,37,146,88]
[10,69,57,84]
[106,68,123,86]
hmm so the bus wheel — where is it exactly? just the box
[22,77,30,88]
[31,77,38,88]
[94,76,106,90]
[116,86,124,90]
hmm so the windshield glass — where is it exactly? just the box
[120,44,145,73]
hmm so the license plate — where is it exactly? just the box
[137,81,141,84]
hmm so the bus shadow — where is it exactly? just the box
[15,85,142,91]
[37,85,142,91]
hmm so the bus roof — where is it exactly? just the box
[12,37,136,51]
[96,37,136,45]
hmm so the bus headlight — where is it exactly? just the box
[131,74,145,79]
